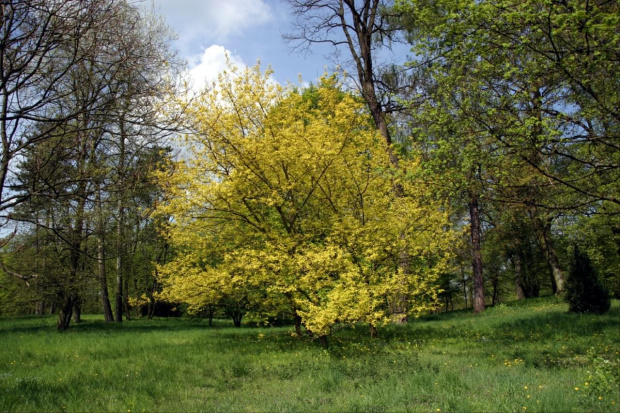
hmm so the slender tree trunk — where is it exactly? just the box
[512,253,526,300]
[123,275,131,320]
[533,214,564,294]
[294,314,303,337]
[207,306,214,326]
[341,2,410,323]
[318,335,329,348]
[57,181,87,330]
[96,189,114,322]
[115,209,124,322]
[469,195,485,313]
[72,299,82,323]
[460,264,468,308]
[57,295,74,330]
[115,132,126,323]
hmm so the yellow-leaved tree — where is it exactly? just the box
[155,62,456,343]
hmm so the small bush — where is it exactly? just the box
[564,246,611,314]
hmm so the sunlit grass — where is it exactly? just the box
[1,297,618,412]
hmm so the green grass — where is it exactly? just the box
[1,297,619,412]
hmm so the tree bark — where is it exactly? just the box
[57,295,74,331]
[469,195,485,313]
[318,335,329,348]
[115,131,126,323]
[533,214,564,294]
[72,300,82,324]
[294,314,303,337]
[512,253,526,300]
[370,324,378,338]
[96,189,114,322]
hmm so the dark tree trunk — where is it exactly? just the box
[96,190,114,323]
[207,307,214,326]
[318,335,329,348]
[147,298,155,320]
[229,311,243,328]
[370,324,378,339]
[72,300,82,324]
[123,275,131,320]
[533,214,564,294]
[57,186,86,331]
[294,314,303,337]
[115,131,126,323]
[57,295,74,331]
[115,205,124,322]
[491,275,499,305]
[512,253,526,300]
[469,196,485,313]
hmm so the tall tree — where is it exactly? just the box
[8,0,183,329]
[285,0,422,321]
[394,0,619,296]
[0,0,126,224]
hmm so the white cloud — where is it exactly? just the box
[151,0,274,51]
[188,45,245,92]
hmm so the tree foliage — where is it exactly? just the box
[155,63,455,338]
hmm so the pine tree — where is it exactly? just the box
[565,247,611,314]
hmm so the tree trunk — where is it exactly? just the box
[294,314,303,337]
[207,306,214,326]
[460,264,468,308]
[318,335,329,349]
[533,214,564,294]
[72,300,82,324]
[469,196,485,313]
[57,179,86,330]
[115,128,126,322]
[370,324,378,338]
[98,239,114,322]
[96,189,114,322]
[147,298,156,319]
[512,253,526,300]
[57,295,74,331]
[115,223,124,323]
[123,275,131,320]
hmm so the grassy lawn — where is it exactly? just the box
[1,296,618,412]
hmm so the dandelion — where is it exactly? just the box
[524,386,527,389]
[523,407,527,410]
[574,387,579,391]
[599,397,603,400]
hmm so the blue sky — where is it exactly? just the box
[150,0,336,88]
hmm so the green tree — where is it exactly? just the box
[565,246,611,314]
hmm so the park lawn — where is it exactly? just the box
[0,296,618,412]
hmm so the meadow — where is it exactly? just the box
[1,296,618,412]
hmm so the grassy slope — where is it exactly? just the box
[0,297,618,412]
